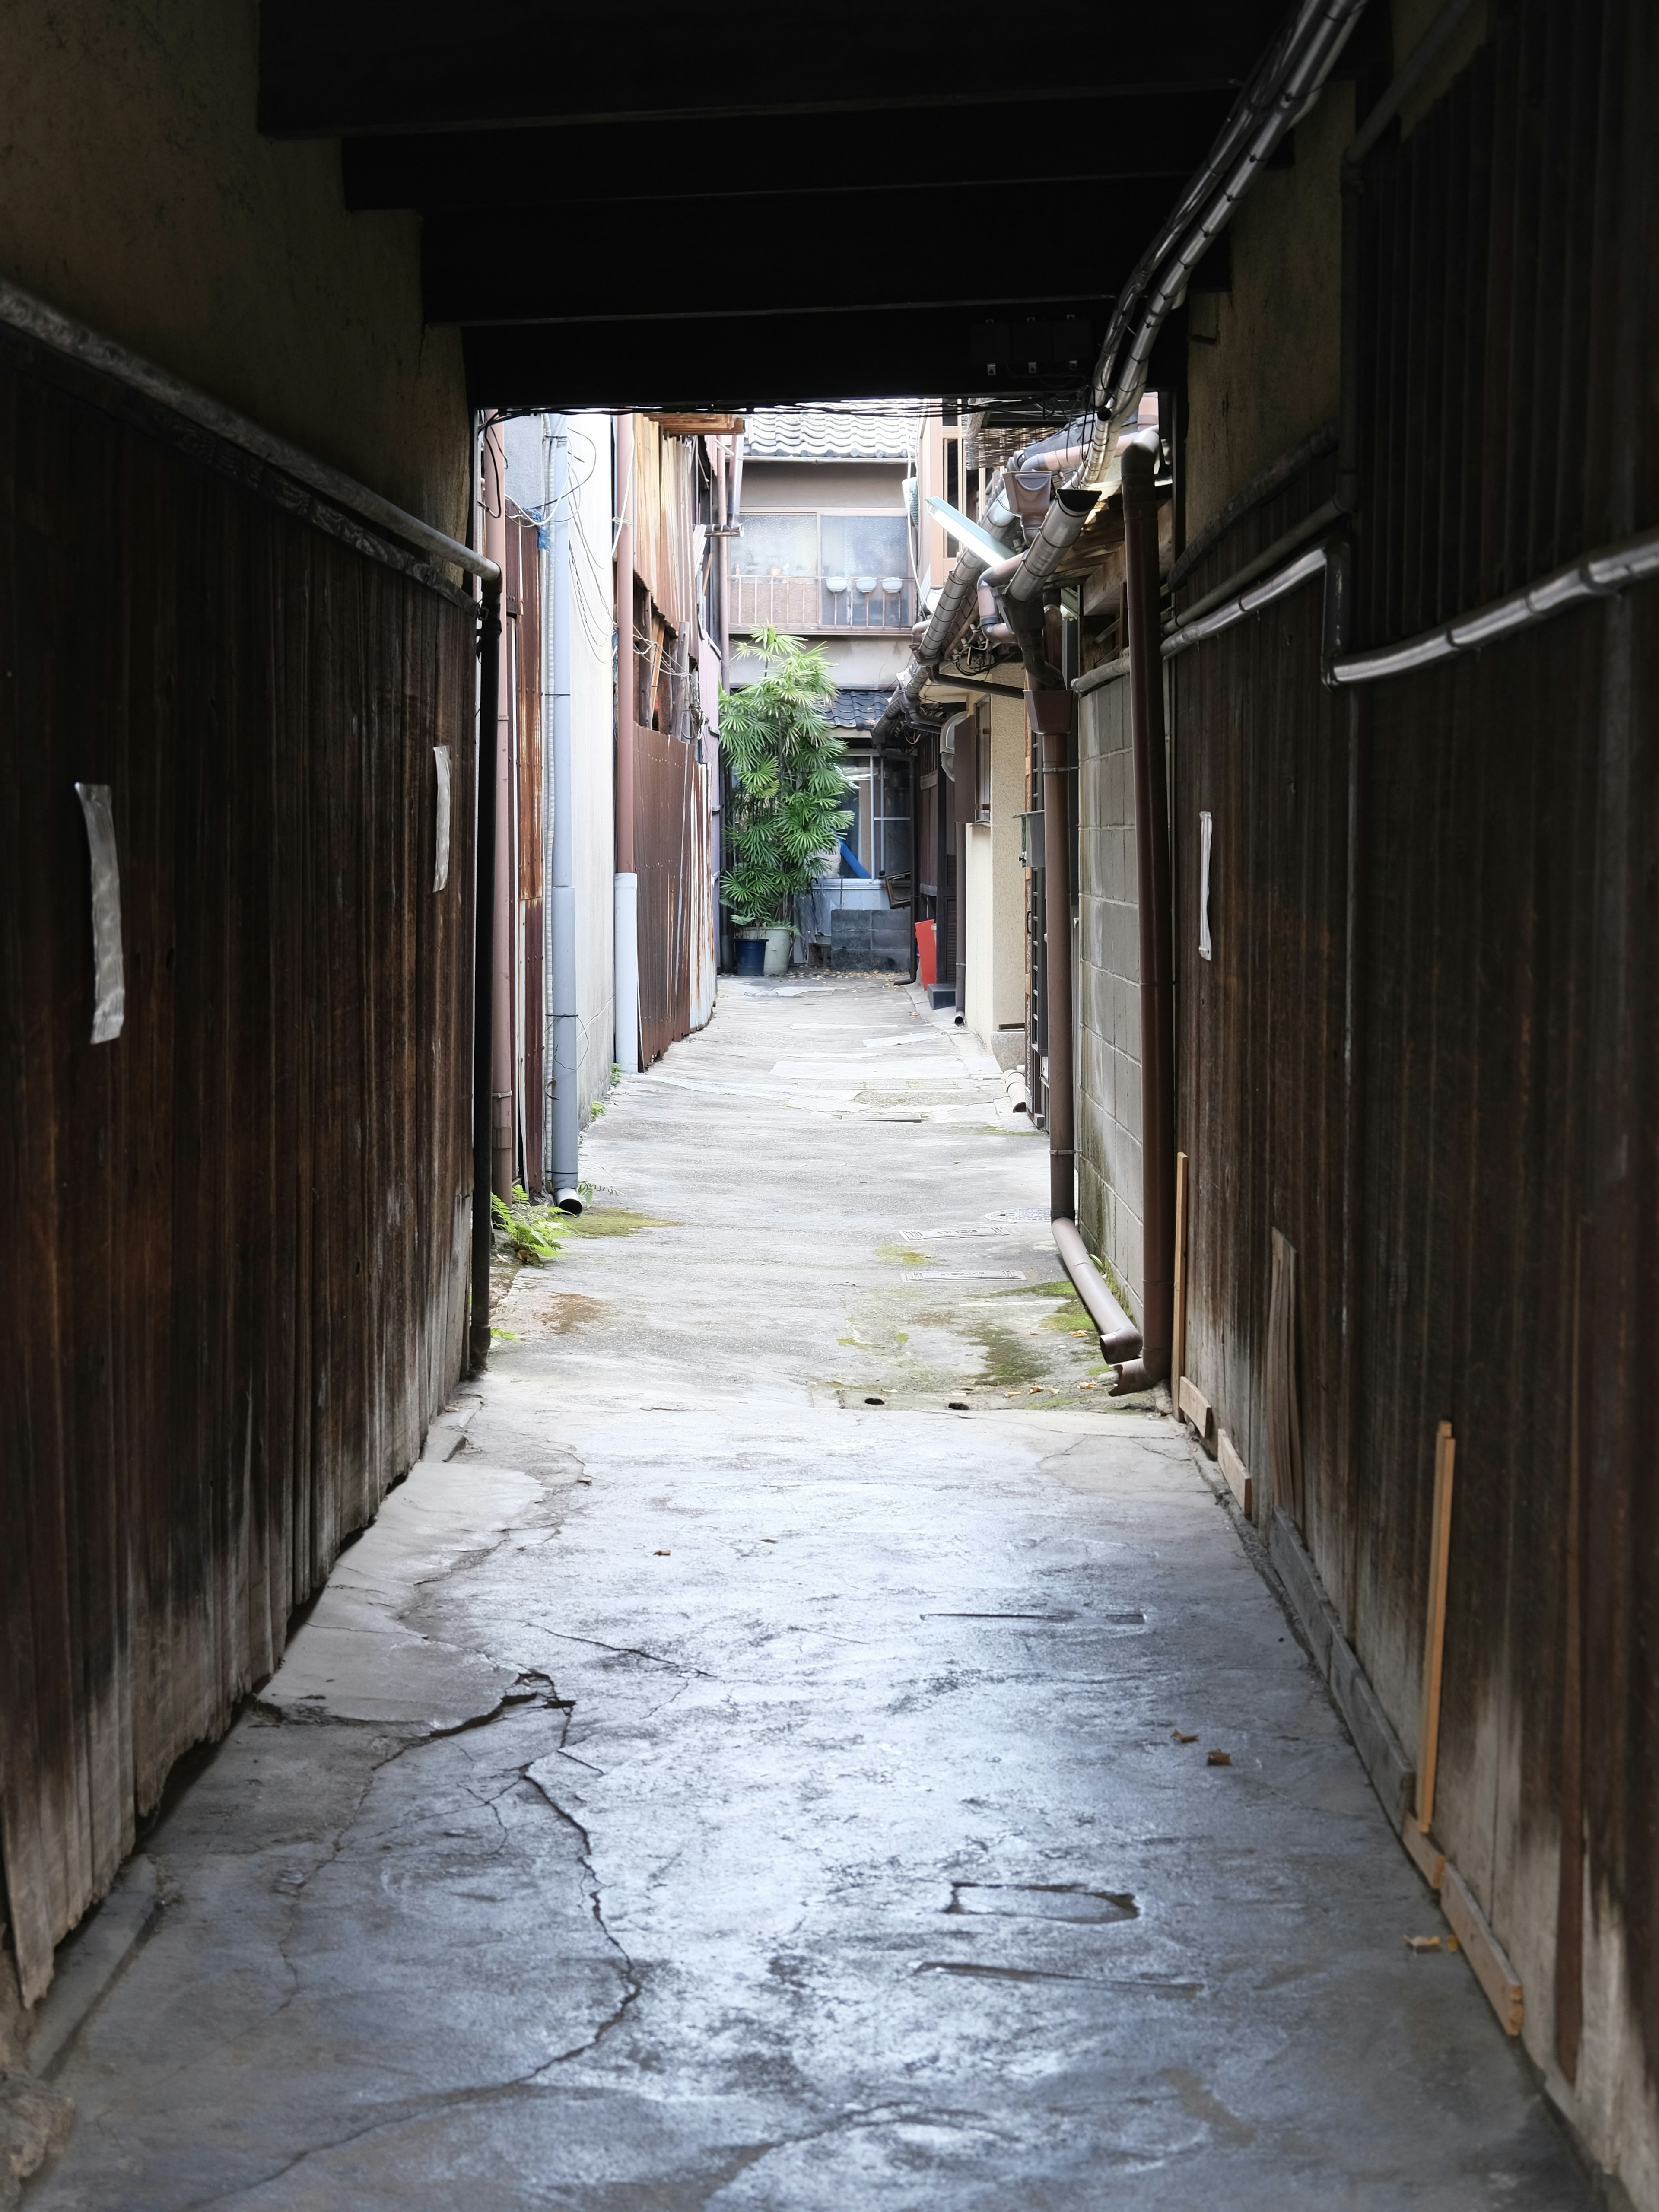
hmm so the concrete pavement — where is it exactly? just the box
[25,977,1591,2208]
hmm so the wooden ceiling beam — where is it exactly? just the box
[259,2,1280,135]
[340,92,1232,212]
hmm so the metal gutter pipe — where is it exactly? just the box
[1006,486,1098,604]
[1053,1218,1144,1362]
[1039,716,1077,1224]
[545,418,584,1213]
[1073,0,1370,488]
[1139,512,1659,686]
[0,276,495,586]
[470,510,505,1374]
[1329,522,1659,683]
[1118,434,1175,1392]
[613,413,640,1074]
[920,547,992,662]
[871,545,990,741]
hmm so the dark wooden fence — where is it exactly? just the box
[635,724,709,1068]
[0,328,477,2004]
[1168,0,1658,2112]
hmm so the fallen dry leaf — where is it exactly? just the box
[1206,1749,1232,1767]
[1171,1729,1198,1743]
[1404,1935,1442,1952]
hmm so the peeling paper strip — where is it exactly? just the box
[73,782,125,1043]
[1198,810,1214,962]
[433,744,452,892]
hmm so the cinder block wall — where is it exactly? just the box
[1076,676,1143,1313]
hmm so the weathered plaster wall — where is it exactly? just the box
[503,413,618,1124]
[0,1,467,533]
[1182,82,1351,540]
[963,693,1025,1052]
[741,461,908,511]
[988,693,1027,1033]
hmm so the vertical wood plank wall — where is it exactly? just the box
[1152,0,1659,2147]
[0,337,477,2005]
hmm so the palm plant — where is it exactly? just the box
[719,628,854,929]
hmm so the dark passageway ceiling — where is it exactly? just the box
[258,2,1289,410]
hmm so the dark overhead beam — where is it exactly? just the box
[422,180,1173,326]
[341,92,1234,212]
[462,299,1106,414]
[260,1,1283,134]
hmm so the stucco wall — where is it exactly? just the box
[741,461,908,510]
[1182,81,1351,540]
[963,692,1027,1053]
[0,1,467,534]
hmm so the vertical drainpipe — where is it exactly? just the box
[470,439,505,1374]
[1122,433,1175,1385]
[484,419,515,1202]
[545,416,585,1212]
[613,412,640,1074]
[1039,714,1076,1222]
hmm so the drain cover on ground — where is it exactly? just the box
[947,1882,1138,1924]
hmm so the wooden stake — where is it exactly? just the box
[1171,1151,1189,1398]
[1416,1421,1456,1834]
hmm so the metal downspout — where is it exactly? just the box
[485,421,515,1203]
[470,539,505,1375]
[613,412,640,1074]
[546,419,584,1212]
[1039,720,1076,1224]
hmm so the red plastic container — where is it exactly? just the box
[915,918,937,991]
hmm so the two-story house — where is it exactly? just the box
[727,407,920,968]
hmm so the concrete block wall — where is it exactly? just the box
[1077,676,1144,1314]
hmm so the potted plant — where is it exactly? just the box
[720,626,854,976]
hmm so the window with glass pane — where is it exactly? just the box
[877,757,913,880]
[734,512,818,631]
[820,515,910,627]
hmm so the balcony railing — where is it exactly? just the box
[732,572,913,632]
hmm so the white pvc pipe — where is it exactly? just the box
[544,418,583,1212]
[614,872,640,1074]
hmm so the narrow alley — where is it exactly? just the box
[5,3,1658,2206]
[26,979,1587,2208]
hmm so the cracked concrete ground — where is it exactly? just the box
[28,978,1592,2208]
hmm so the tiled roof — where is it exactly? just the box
[743,408,921,463]
[827,688,894,730]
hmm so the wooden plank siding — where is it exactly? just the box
[1169,575,1349,1576]
[635,725,710,1070]
[0,332,476,2005]
[1142,0,1659,2147]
